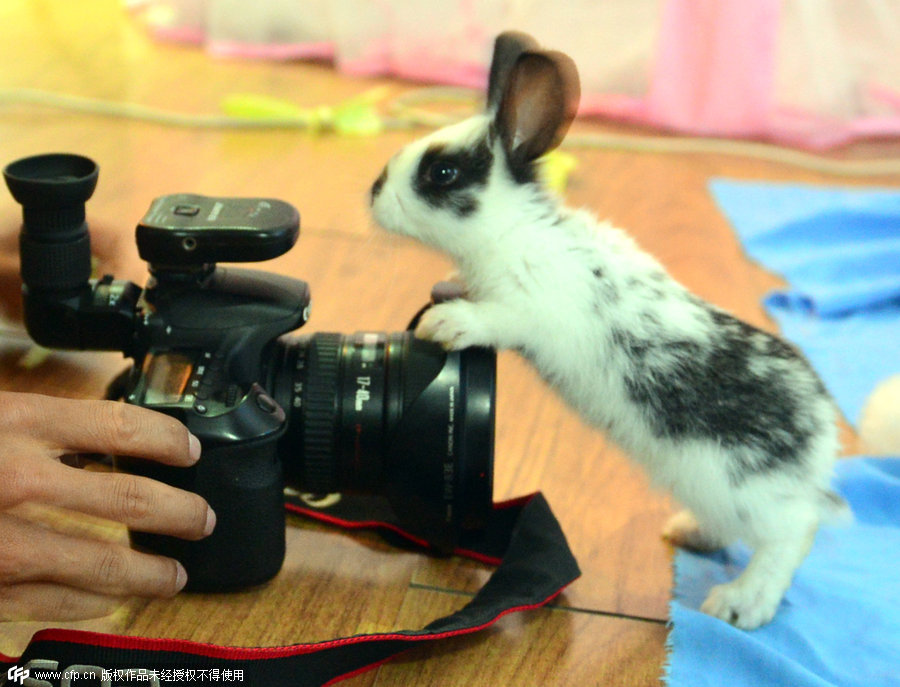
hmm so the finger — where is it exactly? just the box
[24,463,215,541]
[0,582,125,622]
[4,392,201,466]
[0,513,188,598]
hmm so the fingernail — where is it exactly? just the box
[175,562,188,592]
[188,433,202,463]
[203,506,217,537]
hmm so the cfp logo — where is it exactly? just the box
[6,667,29,685]
[4,662,162,687]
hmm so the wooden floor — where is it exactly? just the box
[1,2,896,684]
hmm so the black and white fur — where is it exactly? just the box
[370,32,847,630]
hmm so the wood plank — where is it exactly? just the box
[346,588,668,687]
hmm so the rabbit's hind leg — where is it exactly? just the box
[662,509,731,552]
[700,507,817,630]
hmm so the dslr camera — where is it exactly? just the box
[3,153,495,591]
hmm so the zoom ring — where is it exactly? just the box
[301,333,342,492]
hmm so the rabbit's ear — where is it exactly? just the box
[494,51,580,181]
[487,31,539,112]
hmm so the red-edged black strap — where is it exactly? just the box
[1,493,579,686]
[284,491,537,566]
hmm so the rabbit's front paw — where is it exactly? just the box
[415,301,489,350]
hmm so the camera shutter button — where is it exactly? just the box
[255,392,279,414]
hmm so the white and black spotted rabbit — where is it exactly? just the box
[370,31,847,630]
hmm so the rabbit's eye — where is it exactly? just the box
[427,161,460,186]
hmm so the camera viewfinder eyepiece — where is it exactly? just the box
[3,153,98,291]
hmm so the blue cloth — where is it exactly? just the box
[666,457,900,687]
[666,181,900,687]
[707,180,900,424]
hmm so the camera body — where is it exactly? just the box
[4,154,495,591]
[121,194,307,590]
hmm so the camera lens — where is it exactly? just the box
[269,332,495,552]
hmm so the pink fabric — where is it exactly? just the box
[645,0,780,138]
[207,41,334,61]
[129,0,900,150]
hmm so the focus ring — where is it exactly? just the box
[19,230,92,290]
[301,333,342,492]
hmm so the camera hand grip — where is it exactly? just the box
[122,387,288,591]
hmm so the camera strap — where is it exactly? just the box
[1,493,579,686]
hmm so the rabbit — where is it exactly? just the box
[369,31,848,630]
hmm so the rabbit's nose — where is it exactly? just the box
[370,167,388,203]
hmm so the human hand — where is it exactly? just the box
[0,230,21,321]
[0,391,215,621]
